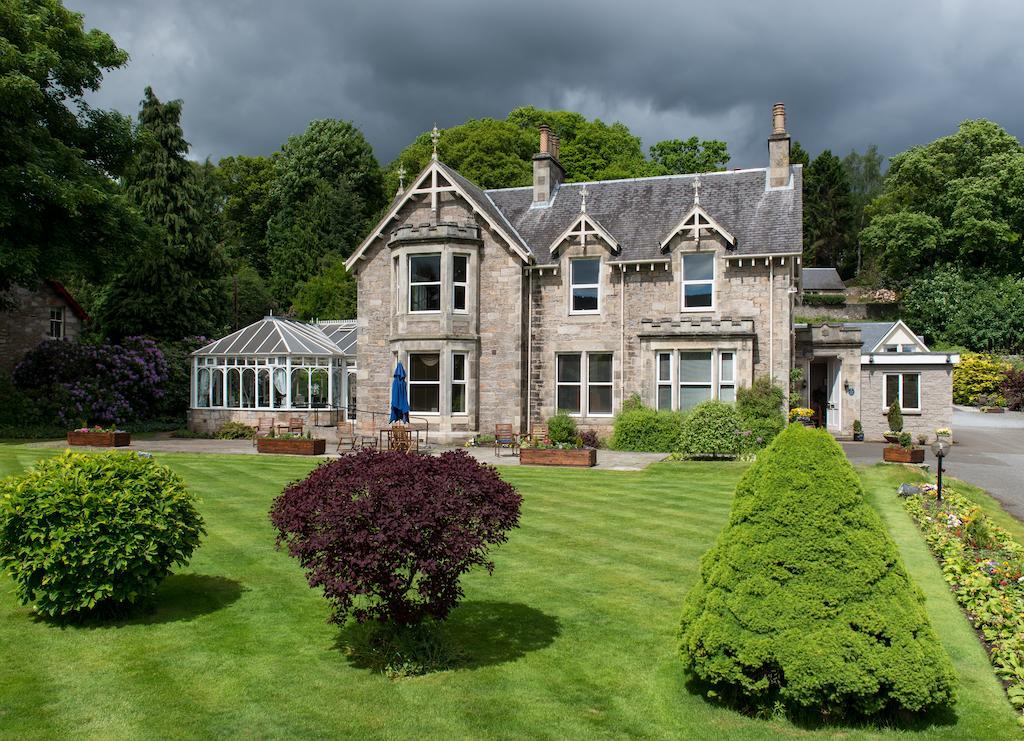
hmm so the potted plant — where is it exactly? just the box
[788,407,816,427]
[67,424,131,448]
[519,413,596,467]
[883,401,902,444]
[935,427,953,444]
[883,431,925,464]
[256,430,326,456]
[852,419,864,442]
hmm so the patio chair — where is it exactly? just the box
[252,416,273,446]
[277,417,304,436]
[336,421,358,453]
[494,423,519,457]
[389,423,417,453]
[525,424,548,447]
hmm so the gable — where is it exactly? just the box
[659,204,735,251]
[345,159,532,272]
[549,213,620,258]
[875,320,929,352]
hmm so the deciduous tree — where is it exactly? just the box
[648,137,730,174]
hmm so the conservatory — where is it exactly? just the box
[188,317,357,435]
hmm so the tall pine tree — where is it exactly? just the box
[803,150,854,270]
[98,88,226,339]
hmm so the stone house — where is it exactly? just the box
[344,105,803,442]
[0,280,88,374]
[189,104,958,443]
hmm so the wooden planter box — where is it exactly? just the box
[257,437,326,456]
[981,406,1005,414]
[883,446,925,464]
[67,430,131,447]
[520,447,596,467]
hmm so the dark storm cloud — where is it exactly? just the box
[74,0,1024,169]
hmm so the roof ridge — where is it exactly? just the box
[484,166,774,195]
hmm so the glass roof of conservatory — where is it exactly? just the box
[192,317,356,357]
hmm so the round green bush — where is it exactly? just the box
[0,450,205,617]
[677,400,742,458]
[610,406,686,452]
[679,425,957,718]
[546,411,578,445]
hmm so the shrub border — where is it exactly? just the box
[904,486,1024,718]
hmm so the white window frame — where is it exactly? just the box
[656,351,674,410]
[452,254,469,313]
[719,351,735,403]
[678,350,714,410]
[408,353,442,415]
[556,353,583,415]
[680,252,716,312]
[451,352,467,414]
[569,257,601,315]
[883,372,921,412]
[408,254,442,313]
[587,353,614,417]
[49,307,65,339]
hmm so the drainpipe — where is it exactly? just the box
[526,269,533,430]
[769,258,775,383]
[620,266,625,407]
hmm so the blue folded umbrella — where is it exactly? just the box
[390,361,410,423]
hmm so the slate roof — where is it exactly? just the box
[844,322,896,353]
[802,267,846,291]
[193,317,354,357]
[317,320,358,355]
[436,161,532,257]
[485,167,802,264]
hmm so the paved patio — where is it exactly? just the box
[30,434,668,471]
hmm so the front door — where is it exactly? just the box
[826,358,842,432]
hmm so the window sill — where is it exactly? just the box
[680,306,716,313]
[881,410,921,416]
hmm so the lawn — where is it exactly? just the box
[0,445,1019,739]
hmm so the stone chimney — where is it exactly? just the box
[768,102,791,187]
[533,124,565,203]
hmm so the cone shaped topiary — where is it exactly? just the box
[679,424,956,718]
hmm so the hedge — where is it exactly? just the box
[952,353,1010,406]
[801,292,846,306]
[679,425,956,718]
[610,405,686,452]
[676,400,742,459]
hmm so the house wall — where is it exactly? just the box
[527,234,796,433]
[353,193,524,441]
[859,364,954,441]
[0,284,84,374]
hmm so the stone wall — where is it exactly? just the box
[527,236,796,433]
[0,284,84,373]
[859,364,954,442]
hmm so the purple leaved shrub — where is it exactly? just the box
[270,449,522,626]
[13,338,169,426]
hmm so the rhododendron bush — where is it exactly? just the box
[270,450,522,625]
[13,338,168,426]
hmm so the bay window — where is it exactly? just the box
[681,252,715,310]
[409,353,440,413]
[679,351,713,410]
[409,254,441,312]
[570,258,600,313]
[884,372,920,412]
[656,349,737,411]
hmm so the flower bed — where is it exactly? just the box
[519,447,596,467]
[67,427,131,447]
[904,486,1024,717]
[256,437,326,456]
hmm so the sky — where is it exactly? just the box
[72,0,1024,170]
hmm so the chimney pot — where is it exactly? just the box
[533,124,564,204]
[539,124,551,155]
[772,102,786,134]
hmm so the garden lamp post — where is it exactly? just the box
[931,437,951,502]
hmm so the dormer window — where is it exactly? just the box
[570,258,600,314]
[681,253,715,310]
[409,254,441,312]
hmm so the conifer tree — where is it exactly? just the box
[98,88,226,339]
[680,425,956,718]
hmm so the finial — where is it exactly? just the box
[431,124,440,160]
[693,175,701,205]
[580,184,588,214]
[397,164,407,195]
